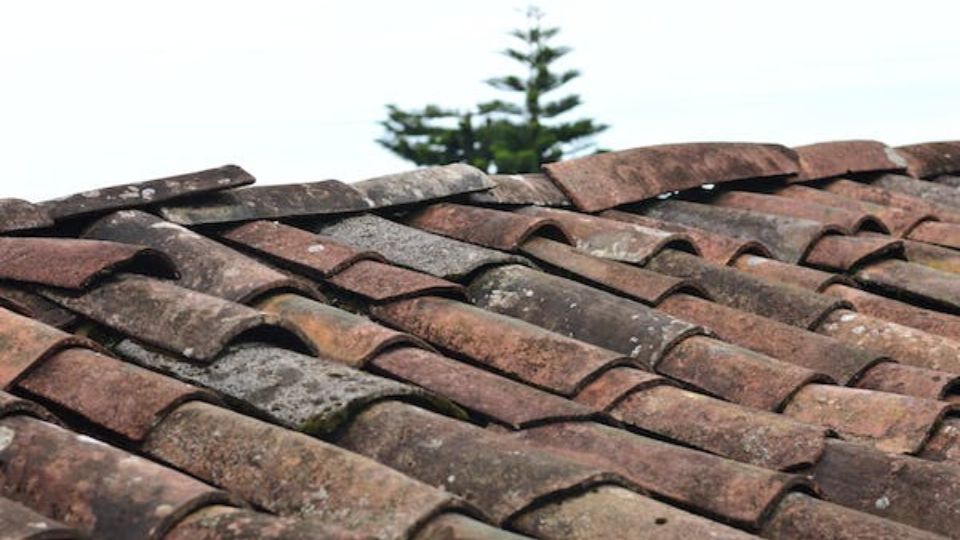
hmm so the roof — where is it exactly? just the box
[1,141,960,539]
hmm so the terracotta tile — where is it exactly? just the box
[15,347,215,442]
[0,391,59,424]
[824,179,960,224]
[468,173,571,206]
[371,347,597,428]
[775,184,933,237]
[220,220,382,278]
[712,190,887,234]
[761,492,941,540]
[257,293,426,367]
[816,309,960,373]
[510,420,808,529]
[116,341,460,436]
[572,367,669,411]
[906,221,960,250]
[803,234,903,271]
[901,237,960,275]
[0,415,228,540]
[657,335,827,411]
[407,203,572,251]
[145,401,469,539]
[512,485,754,540]
[812,439,960,537]
[657,293,884,384]
[39,165,254,221]
[609,385,829,471]
[0,285,77,329]
[896,141,960,178]
[519,237,703,305]
[0,237,177,289]
[352,163,494,208]
[84,210,317,303]
[327,259,465,302]
[792,140,907,181]
[313,214,524,280]
[855,361,960,401]
[782,384,954,454]
[468,265,701,370]
[645,250,848,329]
[0,198,53,233]
[732,254,851,292]
[334,400,622,525]
[372,296,628,396]
[43,275,308,362]
[0,495,79,540]
[602,209,772,264]
[638,199,835,263]
[542,142,799,212]
[0,307,101,388]
[823,283,960,341]
[517,206,696,264]
[856,259,960,313]
[157,180,371,225]
[874,172,960,208]
[163,506,365,540]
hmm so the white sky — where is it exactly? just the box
[1,0,957,201]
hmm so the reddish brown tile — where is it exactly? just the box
[639,199,837,263]
[372,296,628,396]
[84,210,317,303]
[163,506,364,540]
[407,202,571,251]
[352,163,494,208]
[157,180,372,225]
[0,495,79,540]
[816,309,960,373]
[803,234,903,271]
[15,347,215,442]
[609,385,829,470]
[856,259,960,313]
[657,335,826,411]
[44,275,308,362]
[510,420,808,529]
[327,259,465,302]
[761,492,940,540]
[468,265,701,369]
[0,307,100,388]
[0,415,228,540]
[775,184,934,237]
[602,209,772,264]
[0,237,177,289]
[257,293,426,367]
[542,142,799,212]
[220,220,382,278]
[145,401,469,539]
[732,254,851,292]
[782,384,954,454]
[517,206,696,264]
[906,220,960,250]
[372,347,597,428]
[645,250,847,329]
[897,141,960,178]
[712,190,887,234]
[519,237,703,305]
[468,173,571,206]
[823,283,960,341]
[855,362,960,401]
[812,439,960,536]
[792,140,907,181]
[40,165,254,221]
[657,293,885,385]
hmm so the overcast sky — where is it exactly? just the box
[2,0,957,201]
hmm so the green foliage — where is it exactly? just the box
[378,6,607,174]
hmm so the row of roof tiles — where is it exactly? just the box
[2,139,960,539]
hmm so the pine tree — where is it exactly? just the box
[378,7,606,174]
